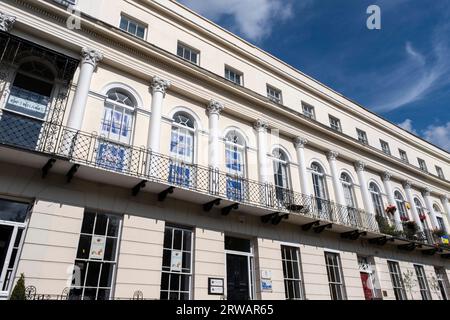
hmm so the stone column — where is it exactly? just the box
[403,180,423,231]
[422,188,439,229]
[0,11,16,32]
[355,161,374,214]
[440,195,450,227]
[67,48,103,131]
[294,137,310,196]
[254,119,269,184]
[206,100,224,169]
[327,151,346,206]
[147,76,171,153]
[382,172,402,230]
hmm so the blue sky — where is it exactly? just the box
[179,0,450,152]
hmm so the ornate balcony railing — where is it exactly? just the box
[0,112,446,247]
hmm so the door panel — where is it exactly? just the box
[226,254,250,300]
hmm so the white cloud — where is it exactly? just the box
[423,122,450,152]
[398,119,417,134]
[178,0,296,41]
[397,119,450,151]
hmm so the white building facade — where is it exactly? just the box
[0,0,449,301]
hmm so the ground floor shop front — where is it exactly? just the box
[0,162,449,300]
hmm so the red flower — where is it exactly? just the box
[400,216,409,222]
[419,213,426,221]
[385,205,397,214]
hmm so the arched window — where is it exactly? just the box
[433,204,447,232]
[369,182,384,217]
[341,173,356,208]
[311,162,329,218]
[101,88,135,144]
[394,191,408,220]
[225,130,246,177]
[311,162,327,200]
[225,130,246,201]
[272,148,290,196]
[414,198,429,230]
[170,111,196,163]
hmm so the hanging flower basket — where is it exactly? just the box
[385,205,397,214]
[419,213,426,221]
[400,216,410,222]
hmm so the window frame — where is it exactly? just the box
[356,129,368,145]
[369,182,384,217]
[224,65,243,86]
[435,166,445,179]
[414,265,432,300]
[324,251,347,300]
[302,102,315,120]
[417,158,428,172]
[119,14,147,40]
[281,245,305,300]
[177,42,200,65]
[266,85,283,104]
[380,139,391,155]
[387,261,407,300]
[328,115,342,132]
[399,149,409,163]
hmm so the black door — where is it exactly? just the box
[226,254,250,300]
[0,225,14,277]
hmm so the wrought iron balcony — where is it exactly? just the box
[0,112,446,250]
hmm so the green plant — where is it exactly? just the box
[376,215,402,237]
[402,221,419,240]
[432,228,447,238]
[9,273,26,300]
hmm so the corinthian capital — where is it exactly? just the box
[326,151,339,161]
[0,11,16,32]
[440,195,449,203]
[151,76,171,96]
[294,137,308,149]
[253,119,269,132]
[81,48,103,67]
[207,100,224,116]
[422,187,431,197]
[382,171,392,182]
[355,160,366,172]
[402,180,412,189]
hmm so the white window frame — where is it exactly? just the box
[380,139,391,155]
[387,260,407,300]
[324,251,347,300]
[399,149,409,163]
[417,158,428,172]
[394,191,408,220]
[281,245,305,300]
[329,115,342,132]
[435,166,445,179]
[266,85,282,104]
[119,15,147,39]
[160,225,194,300]
[369,182,385,217]
[356,129,368,144]
[414,264,432,300]
[302,103,315,120]
[224,66,243,85]
[177,42,200,65]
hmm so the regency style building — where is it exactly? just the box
[0,0,449,301]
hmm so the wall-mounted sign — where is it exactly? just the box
[171,250,182,272]
[7,87,49,120]
[261,279,273,292]
[89,236,106,260]
[261,270,272,280]
[208,278,224,295]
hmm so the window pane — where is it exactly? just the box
[119,17,128,30]
[94,214,108,235]
[0,199,29,223]
[137,26,145,38]
[81,212,95,234]
[76,235,92,259]
[173,229,182,250]
[85,262,101,287]
[99,263,114,288]
[104,238,117,261]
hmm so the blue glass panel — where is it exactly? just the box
[96,143,126,172]
[226,178,243,201]
[168,164,191,187]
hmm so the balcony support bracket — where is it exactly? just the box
[368,236,388,246]
[66,164,80,183]
[398,243,416,251]
[158,187,175,202]
[301,221,320,231]
[132,180,147,196]
[341,230,367,240]
[42,159,56,179]
[221,203,239,216]
[261,212,289,225]
[313,223,333,233]
[203,199,221,212]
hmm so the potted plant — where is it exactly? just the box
[375,215,402,237]
[402,221,418,240]
[433,228,447,238]
[385,204,396,214]
[10,273,26,300]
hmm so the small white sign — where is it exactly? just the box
[210,279,224,287]
[261,270,272,279]
[89,236,106,260]
[210,286,224,294]
[171,250,183,272]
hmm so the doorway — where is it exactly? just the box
[225,236,254,300]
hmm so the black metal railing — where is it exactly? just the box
[0,113,447,246]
